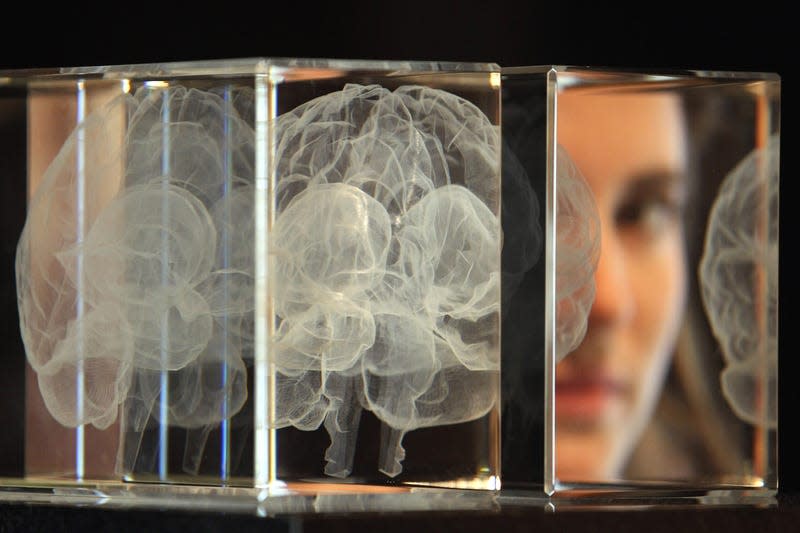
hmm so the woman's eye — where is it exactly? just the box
[613,172,687,240]
[615,195,682,238]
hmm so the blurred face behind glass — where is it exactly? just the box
[556,89,689,482]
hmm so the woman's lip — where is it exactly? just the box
[556,378,628,394]
[555,379,629,421]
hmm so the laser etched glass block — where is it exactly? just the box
[0,60,779,511]
[1,58,502,494]
[501,66,779,496]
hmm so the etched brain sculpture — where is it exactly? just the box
[16,87,254,472]
[555,145,601,361]
[699,136,779,428]
[19,80,519,478]
[271,84,502,477]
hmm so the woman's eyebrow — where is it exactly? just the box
[624,168,689,204]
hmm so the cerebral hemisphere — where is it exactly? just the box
[16,86,254,473]
[555,145,600,361]
[271,84,501,477]
[699,135,779,428]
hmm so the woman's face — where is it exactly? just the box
[555,90,689,482]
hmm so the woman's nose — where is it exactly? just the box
[590,225,635,327]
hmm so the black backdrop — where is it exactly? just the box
[0,1,795,529]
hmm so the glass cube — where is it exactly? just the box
[501,66,779,496]
[0,60,779,512]
[0,58,502,496]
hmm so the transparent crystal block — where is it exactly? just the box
[501,66,779,496]
[0,60,780,512]
[0,58,502,495]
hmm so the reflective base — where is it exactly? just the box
[0,479,777,516]
[0,480,501,516]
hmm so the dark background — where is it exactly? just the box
[0,1,794,530]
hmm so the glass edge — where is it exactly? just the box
[0,58,500,80]
[543,69,558,496]
[4,63,778,82]
[504,65,780,80]
[0,481,502,515]
[0,480,777,514]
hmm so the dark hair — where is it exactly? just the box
[626,86,765,482]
